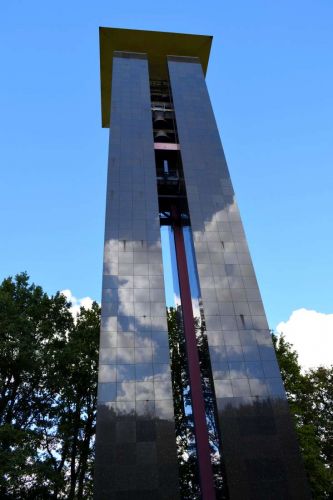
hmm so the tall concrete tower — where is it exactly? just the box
[94,28,310,500]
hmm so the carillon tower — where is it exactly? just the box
[94,27,310,500]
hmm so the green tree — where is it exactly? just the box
[167,306,199,499]
[0,273,99,499]
[0,272,72,497]
[273,333,333,499]
[2,273,332,499]
[167,307,225,500]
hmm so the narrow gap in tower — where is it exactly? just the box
[151,79,228,499]
[151,80,201,498]
[160,225,201,499]
[151,80,178,144]
[183,228,228,499]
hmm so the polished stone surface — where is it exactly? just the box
[95,45,310,499]
[94,52,179,499]
[168,56,311,499]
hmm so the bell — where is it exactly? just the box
[154,130,169,142]
[153,111,167,126]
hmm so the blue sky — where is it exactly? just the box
[1,1,332,366]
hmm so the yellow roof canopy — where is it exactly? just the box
[99,27,213,128]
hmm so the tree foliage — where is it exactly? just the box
[273,333,333,499]
[1,273,332,499]
[0,273,100,499]
[167,307,225,499]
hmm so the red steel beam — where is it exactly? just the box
[171,207,216,500]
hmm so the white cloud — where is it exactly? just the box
[61,289,95,318]
[276,308,333,370]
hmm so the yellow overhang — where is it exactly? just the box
[99,27,213,128]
